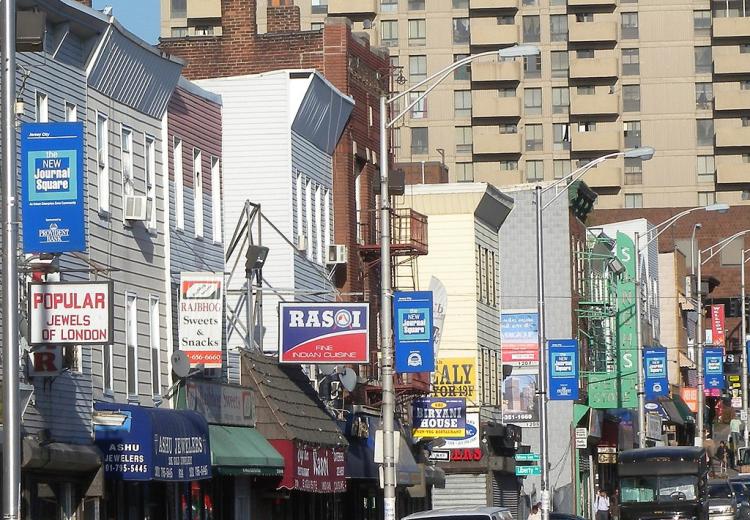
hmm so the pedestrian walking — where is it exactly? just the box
[527,502,541,520]
[729,435,737,469]
[595,489,610,520]
[717,441,728,477]
[730,411,743,447]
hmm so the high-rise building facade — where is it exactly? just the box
[160,1,750,207]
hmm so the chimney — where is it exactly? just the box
[267,0,301,33]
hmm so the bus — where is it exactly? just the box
[618,446,709,520]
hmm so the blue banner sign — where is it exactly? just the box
[704,347,725,390]
[21,122,85,254]
[548,339,579,400]
[94,402,211,481]
[412,397,466,438]
[394,291,434,373]
[644,347,669,399]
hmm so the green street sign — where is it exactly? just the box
[515,453,540,462]
[516,465,542,477]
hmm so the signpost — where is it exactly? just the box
[515,453,540,462]
[516,465,542,477]
[394,291,434,372]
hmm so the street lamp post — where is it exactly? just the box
[742,247,749,447]
[378,45,540,520]
[535,146,654,520]
[696,228,750,445]
[630,204,728,448]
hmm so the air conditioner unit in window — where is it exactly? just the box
[124,195,147,221]
[326,244,348,265]
[297,235,308,253]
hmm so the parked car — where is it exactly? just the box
[707,479,737,520]
[402,507,513,520]
[729,477,750,520]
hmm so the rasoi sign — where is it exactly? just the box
[28,281,113,345]
[394,291,434,373]
[278,303,369,364]
[179,272,223,368]
[21,122,85,254]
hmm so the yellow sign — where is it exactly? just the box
[432,357,477,405]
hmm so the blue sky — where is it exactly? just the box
[92,0,160,44]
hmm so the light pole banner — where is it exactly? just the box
[710,305,726,347]
[21,122,86,254]
[704,347,725,390]
[643,347,668,400]
[179,272,224,368]
[548,339,579,400]
[393,291,434,373]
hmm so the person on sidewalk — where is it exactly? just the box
[717,441,728,477]
[527,502,541,520]
[595,489,611,520]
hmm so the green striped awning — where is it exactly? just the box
[209,425,285,477]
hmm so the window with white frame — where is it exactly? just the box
[305,179,313,260]
[409,91,427,119]
[625,193,643,208]
[526,160,544,182]
[193,149,203,238]
[65,102,77,122]
[149,296,161,398]
[126,293,138,398]
[409,19,426,46]
[698,191,716,206]
[96,114,110,213]
[409,55,427,83]
[121,127,134,197]
[211,157,221,242]
[697,155,715,183]
[454,90,472,118]
[296,172,303,242]
[476,244,497,307]
[456,126,472,154]
[174,137,184,230]
[381,20,398,46]
[102,345,113,394]
[554,159,571,180]
[35,91,48,123]
[324,188,332,257]
[145,136,157,230]
[315,185,322,263]
[456,162,473,182]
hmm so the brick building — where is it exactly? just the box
[159,0,393,373]
[591,206,750,356]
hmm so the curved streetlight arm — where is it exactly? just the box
[540,152,622,210]
[638,207,705,251]
[702,229,750,264]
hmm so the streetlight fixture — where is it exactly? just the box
[534,146,654,520]
[378,44,540,520]
[696,227,750,445]
[630,204,729,447]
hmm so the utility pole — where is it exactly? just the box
[742,248,748,447]
[2,0,21,518]
[696,250,705,444]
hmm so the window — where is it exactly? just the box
[526,160,544,182]
[96,113,109,213]
[550,0,565,5]
[622,48,640,75]
[476,245,497,307]
[324,189,332,257]
[409,91,427,119]
[623,84,641,112]
[456,163,473,182]
[523,15,540,42]
[697,119,714,147]
[145,135,157,230]
[409,55,427,82]
[577,85,595,95]
[35,91,48,123]
[170,0,186,17]
[312,0,328,13]
[499,123,518,134]
[381,0,397,12]
[696,82,713,109]
[552,87,569,114]
[453,0,469,7]
[149,296,160,399]
[408,0,424,8]
[550,15,568,42]
[695,46,712,74]
[554,159,571,180]
[193,149,203,238]
[315,185,322,263]
[305,179,312,259]
[392,127,401,151]
[576,49,594,59]
[576,13,594,22]
[624,121,641,148]
[622,12,639,39]
[194,26,214,36]
[578,121,597,132]
[454,53,470,81]
[311,22,324,31]
[498,87,515,97]
[174,137,184,230]
[453,18,470,44]
[524,54,542,79]
[497,15,514,25]
[171,27,188,37]
[409,19,426,46]
[454,90,472,118]
[625,193,643,208]
[456,126,472,154]
[553,123,570,151]
[500,160,518,171]
[742,44,750,54]
[742,80,750,91]
[524,87,542,116]
[694,10,711,35]
[120,127,134,197]
[697,155,715,183]
[624,158,643,184]
[65,102,77,122]
[522,0,538,4]
[526,124,543,151]
[411,127,428,154]
[551,51,568,78]
[295,172,303,241]
[126,293,138,399]
[211,157,221,242]
[381,20,398,46]
[698,191,716,206]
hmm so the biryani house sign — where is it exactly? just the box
[29,281,114,345]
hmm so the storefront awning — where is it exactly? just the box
[209,425,284,477]
[671,394,696,424]
[646,399,685,426]
[397,433,422,487]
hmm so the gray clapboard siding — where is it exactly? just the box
[475,219,501,351]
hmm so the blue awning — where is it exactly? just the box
[93,402,211,482]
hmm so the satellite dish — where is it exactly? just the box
[317,364,337,376]
[339,368,357,392]
[171,351,190,378]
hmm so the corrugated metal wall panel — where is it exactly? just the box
[491,472,520,519]
[432,473,488,509]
